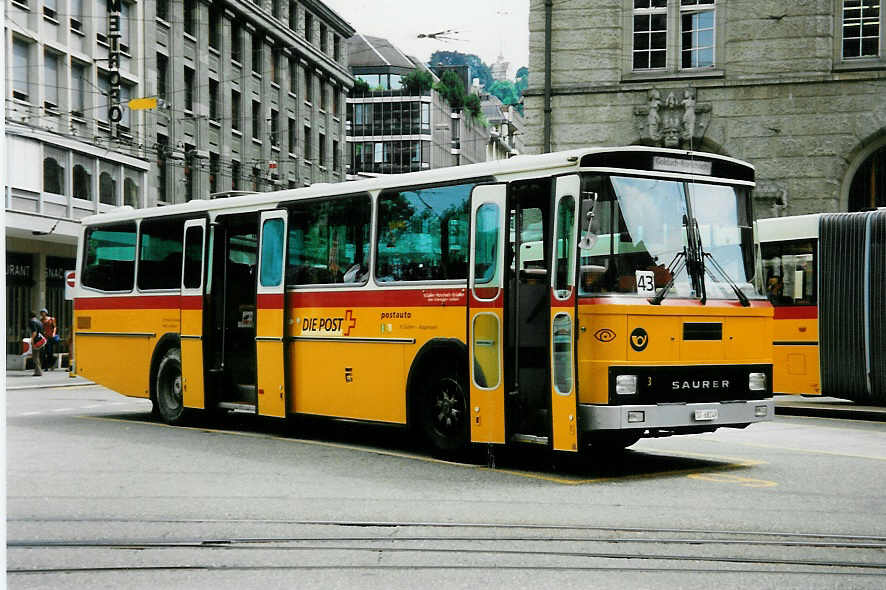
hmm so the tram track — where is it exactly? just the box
[8,521,886,578]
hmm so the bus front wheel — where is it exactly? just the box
[155,348,186,425]
[420,365,469,457]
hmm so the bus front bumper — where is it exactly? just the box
[578,399,774,432]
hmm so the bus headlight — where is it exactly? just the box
[755,405,769,417]
[616,374,638,395]
[748,372,767,391]
[627,411,645,423]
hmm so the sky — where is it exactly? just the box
[321,0,530,75]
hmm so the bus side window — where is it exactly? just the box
[287,194,371,286]
[760,239,816,306]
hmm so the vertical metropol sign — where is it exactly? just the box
[107,0,123,129]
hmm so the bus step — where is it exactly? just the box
[511,433,550,446]
[217,402,257,414]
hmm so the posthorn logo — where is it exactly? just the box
[630,327,649,352]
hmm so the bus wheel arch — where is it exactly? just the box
[149,334,183,423]
[406,338,470,455]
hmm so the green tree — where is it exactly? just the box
[429,50,493,89]
[401,68,434,94]
[434,70,467,111]
[515,67,529,94]
[489,80,519,105]
[464,93,482,121]
[351,78,370,96]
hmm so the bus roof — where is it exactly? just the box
[81,146,756,226]
[757,208,886,242]
[757,213,822,242]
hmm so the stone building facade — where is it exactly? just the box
[524,0,886,216]
[149,0,355,200]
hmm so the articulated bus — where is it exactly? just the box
[757,209,886,404]
[73,147,774,457]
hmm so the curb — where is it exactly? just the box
[775,404,886,422]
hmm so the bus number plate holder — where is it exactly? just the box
[694,409,718,421]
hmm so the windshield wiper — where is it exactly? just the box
[703,252,750,306]
[648,249,686,305]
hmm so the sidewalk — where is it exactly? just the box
[5,368,95,390]
[774,394,886,421]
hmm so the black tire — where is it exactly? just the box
[419,363,469,457]
[155,348,186,425]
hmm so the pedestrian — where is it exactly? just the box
[40,308,58,370]
[28,311,46,376]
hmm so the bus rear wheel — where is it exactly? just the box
[155,348,186,425]
[419,366,469,457]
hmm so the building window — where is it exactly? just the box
[271,109,279,147]
[44,50,59,109]
[12,39,30,102]
[184,0,195,36]
[96,73,111,125]
[184,144,195,201]
[680,0,715,69]
[631,0,717,72]
[320,24,328,53]
[319,80,327,111]
[304,65,312,103]
[184,66,195,112]
[157,53,168,101]
[120,1,131,53]
[157,134,168,202]
[209,79,219,122]
[43,148,66,196]
[289,1,298,30]
[633,0,667,70]
[305,12,313,42]
[157,0,169,22]
[272,0,281,19]
[252,166,262,191]
[842,0,881,59]
[252,101,262,140]
[99,166,117,206]
[119,84,132,130]
[289,58,298,94]
[231,22,242,63]
[332,87,339,117]
[209,4,221,50]
[70,0,83,32]
[231,160,241,190]
[272,52,281,85]
[333,36,341,62]
[304,125,312,160]
[209,152,220,195]
[232,89,241,131]
[124,175,139,208]
[71,63,86,117]
[332,140,340,172]
[288,117,296,153]
[96,0,108,43]
[73,161,92,201]
[319,132,326,166]
[252,33,263,75]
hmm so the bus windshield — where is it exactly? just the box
[580,175,762,300]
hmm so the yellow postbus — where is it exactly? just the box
[758,209,886,403]
[74,147,775,456]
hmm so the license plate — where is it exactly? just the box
[694,409,719,421]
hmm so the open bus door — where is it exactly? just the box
[255,210,288,418]
[468,184,508,445]
[181,218,207,410]
[549,175,580,452]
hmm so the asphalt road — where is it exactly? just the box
[6,382,886,589]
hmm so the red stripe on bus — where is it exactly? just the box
[257,293,284,309]
[75,295,195,310]
[287,288,468,308]
[773,305,817,320]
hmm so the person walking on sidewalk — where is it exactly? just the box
[40,308,57,370]
[28,311,44,376]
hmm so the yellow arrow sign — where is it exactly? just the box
[128,97,158,110]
